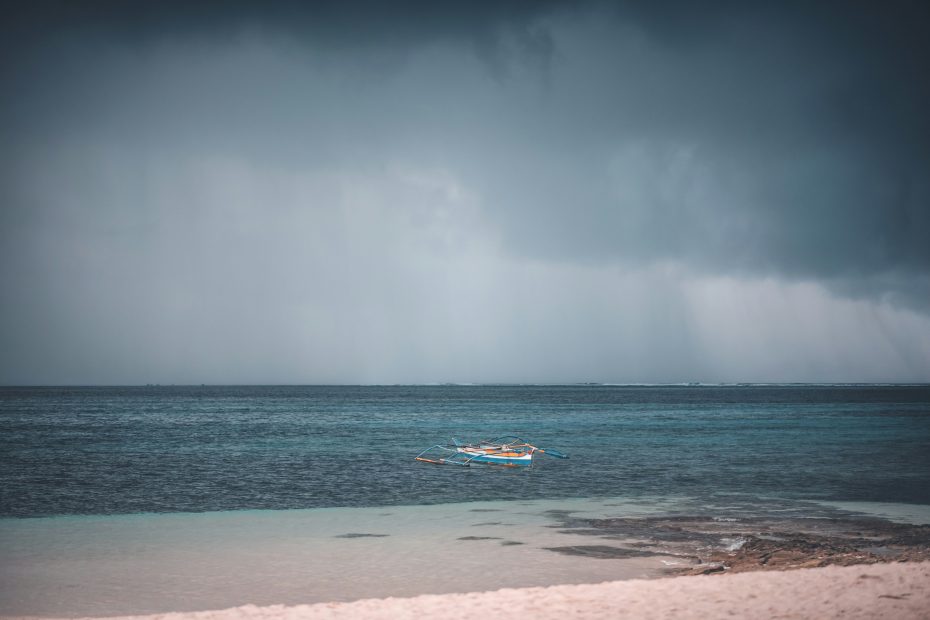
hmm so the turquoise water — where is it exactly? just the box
[2,385,929,517]
[2,495,929,616]
[0,498,678,615]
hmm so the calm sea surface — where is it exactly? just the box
[1,385,929,518]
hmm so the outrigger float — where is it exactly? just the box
[415,436,568,467]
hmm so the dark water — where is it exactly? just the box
[1,385,929,517]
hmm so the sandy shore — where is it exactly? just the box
[48,561,928,620]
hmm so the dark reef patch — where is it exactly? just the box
[543,511,930,574]
[544,545,661,559]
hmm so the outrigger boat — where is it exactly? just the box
[415,436,568,467]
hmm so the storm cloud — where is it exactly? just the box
[1,0,929,383]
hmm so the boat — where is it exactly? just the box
[415,435,568,467]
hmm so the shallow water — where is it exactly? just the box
[0,498,673,616]
[3,496,927,617]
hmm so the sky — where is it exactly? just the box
[1,0,929,384]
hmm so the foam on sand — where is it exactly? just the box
[42,561,930,620]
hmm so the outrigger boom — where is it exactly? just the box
[415,436,568,467]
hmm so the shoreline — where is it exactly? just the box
[13,562,929,620]
[3,498,930,617]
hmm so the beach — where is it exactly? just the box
[23,562,930,620]
[3,386,929,618]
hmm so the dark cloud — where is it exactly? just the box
[1,0,928,383]
[0,0,569,60]
[465,1,930,303]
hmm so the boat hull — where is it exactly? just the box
[456,448,533,466]
[415,436,566,468]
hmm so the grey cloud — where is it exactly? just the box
[3,1,928,284]
[0,0,569,66]
[458,1,930,304]
[1,0,929,383]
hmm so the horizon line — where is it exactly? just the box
[2,382,929,388]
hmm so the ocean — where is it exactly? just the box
[3,384,930,516]
[2,385,929,615]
